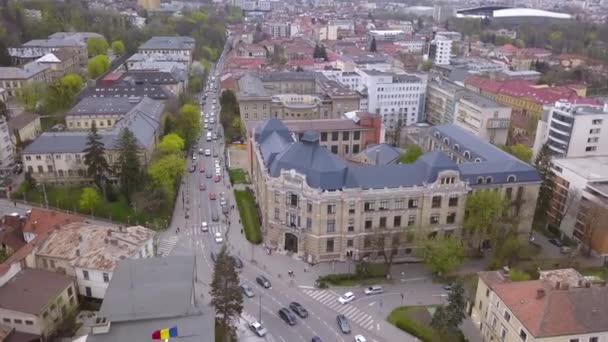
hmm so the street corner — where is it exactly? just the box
[236,314,269,342]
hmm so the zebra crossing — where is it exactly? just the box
[183,224,225,236]
[157,236,179,257]
[302,289,375,330]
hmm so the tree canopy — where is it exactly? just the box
[88,54,110,79]
[148,153,185,202]
[176,104,201,149]
[79,186,101,215]
[158,133,185,155]
[210,245,243,336]
[87,37,109,56]
[83,123,109,192]
[464,190,506,249]
[399,145,423,163]
[116,128,142,201]
[422,237,466,277]
[111,40,125,55]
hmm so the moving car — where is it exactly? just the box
[231,256,243,268]
[548,238,563,247]
[213,150,218,157]
[211,210,219,221]
[241,284,255,298]
[198,148,204,155]
[256,275,271,289]
[206,172,213,179]
[199,164,205,173]
[364,285,384,295]
[289,302,308,318]
[222,206,229,214]
[209,192,216,200]
[214,232,223,243]
[189,164,196,173]
[199,183,206,191]
[219,193,227,206]
[248,321,267,337]
[191,154,197,160]
[214,175,221,183]
[201,221,208,232]
[338,292,355,304]
[204,149,211,156]
[278,308,297,326]
[354,335,367,342]
[336,314,351,334]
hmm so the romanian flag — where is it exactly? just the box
[151,326,178,340]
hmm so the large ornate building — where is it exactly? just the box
[248,118,540,263]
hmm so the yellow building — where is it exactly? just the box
[138,0,160,9]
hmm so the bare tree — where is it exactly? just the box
[364,228,411,276]
[579,200,608,256]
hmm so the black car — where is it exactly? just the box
[336,314,351,334]
[289,302,308,318]
[278,308,297,326]
[256,275,271,288]
[548,238,563,247]
[231,256,243,269]
[311,337,322,342]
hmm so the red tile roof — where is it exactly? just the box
[22,208,83,234]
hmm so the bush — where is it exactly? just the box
[317,262,388,285]
[508,268,533,282]
[388,307,435,342]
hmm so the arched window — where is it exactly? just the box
[464,151,471,159]
[475,158,482,163]
[486,177,493,184]
[507,175,517,183]
[453,144,459,152]
[443,137,450,145]
[434,132,440,139]
[477,177,484,184]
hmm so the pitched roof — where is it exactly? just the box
[22,208,83,234]
[67,97,137,116]
[7,112,40,132]
[138,36,195,51]
[360,143,402,165]
[0,269,73,315]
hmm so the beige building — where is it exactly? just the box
[237,72,360,123]
[249,119,539,263]
[0,269,78,338]
[138,0,160,9]
[474,268,608,342]
[8,112,41,145]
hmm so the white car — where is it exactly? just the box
[204,124,208,129]
[204,119,208,124]
[338,292,355,304]
[214,232,223,244]
[354,335,367,342]
[201,221,208,232]
[215,167,221,174]
[249,321,267,337]
[364,285,384,295]
[205,149,211,156]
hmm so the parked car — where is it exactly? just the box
[240,284,254,298]
[199,183,206,191]
[206,172,213,179]
[231,256,243,268]
[256,275,271,288]
[189,164,196,173]
[278,308,297,326]
[338,292,355,304]
[364,285,383,295]
[199,164,205,173]
[336,314,351,334]
[311,337,323,342]
[289,302,308,318]
[215,175,222,183]
[354,335,367,342]
[249,321,267,337]
[198,148,204,155]
[204,149,211,156]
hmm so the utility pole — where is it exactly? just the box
[41,182,48,208]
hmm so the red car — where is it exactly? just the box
[199,183,206,191]
[214,175,221,183]
[209,192,216,200]
[199,163,205,173]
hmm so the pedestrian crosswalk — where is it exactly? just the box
[183,224,225,236]
[301,289,375,330]
[157,236,179,257]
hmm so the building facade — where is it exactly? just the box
[429,35,452,65]
[0,116,16,177]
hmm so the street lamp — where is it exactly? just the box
[258,293,263,323]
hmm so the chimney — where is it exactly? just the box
[76,249,80,257]
[536,289,545,299]
[107,230,112,237]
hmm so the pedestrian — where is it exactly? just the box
[13,201,16,207]
[241,228,243,234]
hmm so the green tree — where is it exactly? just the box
[16,81,46,111]
[399,145,423,163]
[148,153,185,202]
[111,40,125,55]
[116,128,142,201]
[176,104,201,149]
[508,269,532,281]
[0,41,11,66]
[506,144,532,163]
[533,143,553,226]
[45,73,83,113]
[313,44,328,61]
[420,60,433,71]
[370,37,377,52]
[79,186,101,215]
[87,54,110,79]
[87,37,109,56]
[83,122,109,192]
[422,237,466,277]
[431,281,466,339]
[210,245,243,340]
[158,133,185,155]
[464,190,506,249]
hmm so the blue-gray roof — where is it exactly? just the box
[67,97,136,116]
[255,119,541,190]
[138,36,195,51]
[360,143,402,165]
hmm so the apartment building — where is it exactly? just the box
[137,36,195,65]
[455,93,511,145]
[35,222,155,299]
[237,72,360,123]
[0,62,49,98]
[368,30,406,42]
[358,69,427,129]
[533,101,608,158]
[265,22,291,39]
[575,181,608,255]
[426,79,467,126]
[429,35,452,65]
[0,269,78,339]
[248,119,539,263]
[65,97,139,130]
[22,98,164,183]
[0,116,15,177]
[474,268,608,342]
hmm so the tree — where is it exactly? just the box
[87,37,109,56]
[116,128,142,201]
[463,190,506,250]
[87,54,110,78]
[45,73,83,113]
[505,144,532,163]
[79,186,101,215]
[158,133,185,155]
[111,40,125,55]
[176,104,201,149]
[148,153,185,202]
[210,245,243,340]
[399,145,423,163]
[313,44,328,61]
[0,40,11,66]
[16,81,46,111]
[83,122,109,192]
[422,237,466,277]
[533,143,553,226]
[420,60,433,71]
[431,281,465,339]
[370,37,377,52]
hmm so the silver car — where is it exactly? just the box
[241,284,255,298]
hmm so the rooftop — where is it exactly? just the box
[0,269,73,315]
[138,36,195,51]
[22,208,83,234]
[36,222,155,272]
[67,97,138,116]
[552,156,608,181]
[8,112,40,132]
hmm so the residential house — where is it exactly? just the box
[0,62,49,98]
[137,36,195,65]
[7,112,41,145]
[9,32,101,66]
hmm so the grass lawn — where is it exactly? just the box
[234,188,262,244]
[318,262,389,286]
[387,306,436,342]
[228,168,250,184]
[579,266,608,280]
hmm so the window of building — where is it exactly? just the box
[364,201,375,211]
[37,165,43,173]
[501,327,507,340]
[365,219,373,229]
[353,144,360,154]
[430,215,440,225]
[477,177,484,184]
[320,132,327,141]
[408,199,418,209]
[394,216,401,227]
[14,319,22,324]
[42,259,48,268]
[331,145,338,154]
[379,200,389,210]
[288,193,298,207]
[331,132,339,141]
[274,208,280,219]
[592,119,603,125]
[83,270,89,280]
[431,196,442,208]
[504,311,511,322]
[446,212,456,224]
[347,239,353,247]
[379,217,387,228]
[395,199,405,209]
[2,318,9,323]
[344,145,349,154]
[588,137,599,143]
[348,202,355,214]
[25,320,34,325]
[326,239,334,252]
[590,128,601,134]
[586,146,597,152]
[35,155,41,160]
[408,215,416,226]
[507,175,517,182]
[327,220,336,233]
[103,273,110,283]
[569,340,579,342]
[343,132,350,141]
[327,204,336,214]
[306,218,312,231]
[519,329,527,341]
[85,287,92,297]
[448,197,458,207]
[274,191,280,203]
[67,286,73,297]
[589,337,598,342]
[347,225,354,232]
[353,131,360,140]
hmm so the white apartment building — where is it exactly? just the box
[266,22,291,39]
[454,93,511,145]
[358,69,427,129]
[368,30,406,42]
[395,37,427,53]
[429,35,452,65]
[533,101,608,158]
[35,222,155,299]
[137,36,195,65]
[0,115,16,177]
